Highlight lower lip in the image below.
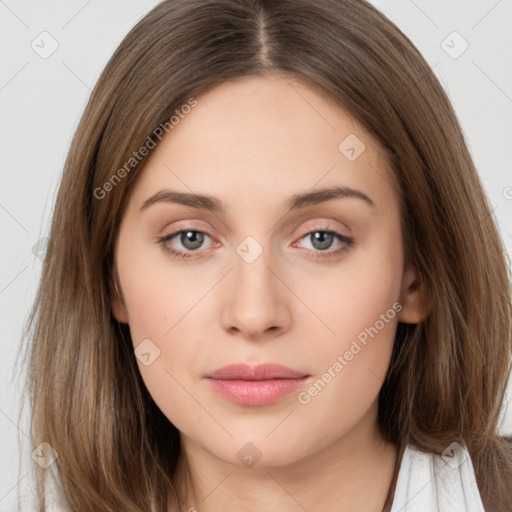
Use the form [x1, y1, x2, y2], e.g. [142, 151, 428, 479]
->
[206, 377, 310, 406]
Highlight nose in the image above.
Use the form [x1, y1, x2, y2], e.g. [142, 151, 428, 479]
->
[220, 243, 292, 341]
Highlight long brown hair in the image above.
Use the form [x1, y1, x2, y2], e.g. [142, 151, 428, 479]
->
[18, 0, 512, 510]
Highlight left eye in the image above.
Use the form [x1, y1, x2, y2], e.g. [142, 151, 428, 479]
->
[296, 230, 352, 252]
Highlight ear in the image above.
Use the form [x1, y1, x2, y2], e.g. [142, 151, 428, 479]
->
[110, 273, 129, 324]
[397, 263, 430, 324]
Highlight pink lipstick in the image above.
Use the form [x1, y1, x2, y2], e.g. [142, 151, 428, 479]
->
[205, 363, 310, 406]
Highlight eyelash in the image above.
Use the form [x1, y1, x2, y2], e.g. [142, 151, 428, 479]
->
[157, 225, 355, 260]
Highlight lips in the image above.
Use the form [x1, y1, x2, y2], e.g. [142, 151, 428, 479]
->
[205, 363, 311, 406]
[206, 363, 308, 380]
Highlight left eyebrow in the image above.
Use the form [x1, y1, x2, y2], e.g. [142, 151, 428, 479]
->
[138, 185, 375, 213]
[286, 186, 375, 210]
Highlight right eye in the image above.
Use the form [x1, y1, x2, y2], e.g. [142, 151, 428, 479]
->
[158, 229, 216, 258]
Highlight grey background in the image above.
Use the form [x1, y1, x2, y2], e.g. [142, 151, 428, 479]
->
[1, 0, 511, 509]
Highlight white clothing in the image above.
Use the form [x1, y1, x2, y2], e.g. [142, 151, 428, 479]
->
[391, 442, 485, 511]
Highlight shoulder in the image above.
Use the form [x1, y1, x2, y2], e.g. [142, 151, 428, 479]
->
[390, 441, 486, 512]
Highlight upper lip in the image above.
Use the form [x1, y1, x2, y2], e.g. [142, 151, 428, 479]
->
[205, 363, 308, 381]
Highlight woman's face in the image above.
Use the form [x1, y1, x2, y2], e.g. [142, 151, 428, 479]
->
[112, 75, 423, 467]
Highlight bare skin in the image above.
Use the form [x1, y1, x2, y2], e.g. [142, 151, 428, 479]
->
[112, 75, 426, 511]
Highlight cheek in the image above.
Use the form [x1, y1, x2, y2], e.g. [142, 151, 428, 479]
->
[117, 254, 206, 433]
[115, 239, 207, 402]
[303, 226, 403, 350]
[293, 289, 400, 454]
[117, 235, 196, 342]
[292, 227, 403, 411]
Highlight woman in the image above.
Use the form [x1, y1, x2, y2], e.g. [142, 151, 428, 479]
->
[21, 0, 512, 510]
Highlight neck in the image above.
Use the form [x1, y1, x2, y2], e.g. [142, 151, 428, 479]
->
[169, 405, 399, 512]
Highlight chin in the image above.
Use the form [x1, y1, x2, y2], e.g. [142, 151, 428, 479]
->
[200, 433, 318, 469]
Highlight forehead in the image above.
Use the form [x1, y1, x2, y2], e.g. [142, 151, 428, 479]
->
[126, 75, 398, 217]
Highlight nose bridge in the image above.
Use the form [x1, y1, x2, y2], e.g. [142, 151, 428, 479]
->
[235, 235, 273, 293]
[221, 234, 289, 337]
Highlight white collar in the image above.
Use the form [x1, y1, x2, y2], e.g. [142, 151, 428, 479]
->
[390, 441, 485, 511]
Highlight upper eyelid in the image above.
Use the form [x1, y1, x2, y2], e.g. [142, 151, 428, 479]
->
[162, 217, 351, 237]
[163, 223, 348, 237]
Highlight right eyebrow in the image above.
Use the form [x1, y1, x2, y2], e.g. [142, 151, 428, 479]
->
[139, 189, 222, 213]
